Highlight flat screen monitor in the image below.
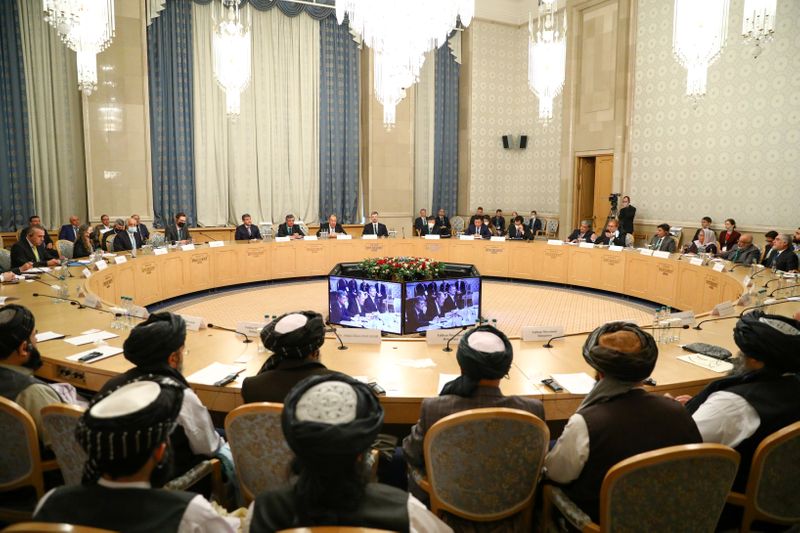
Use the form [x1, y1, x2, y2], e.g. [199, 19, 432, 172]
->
[403, 277, 482, 334]
[328, 276, 403, 335]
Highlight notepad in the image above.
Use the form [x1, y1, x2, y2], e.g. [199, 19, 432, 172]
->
[35, 331, 65, 342]
[64, 331, 118, 346]
[550, 373, 596, 394]
[186, 363, 246, 386]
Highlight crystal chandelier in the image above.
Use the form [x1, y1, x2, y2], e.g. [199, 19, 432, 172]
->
[742, 0, 776, 57]
[527, 0, 567, 125]
[42, 0, 116, 96]
[336, 0, 474, 128]
[672, 0, 730, 103]
[213, 0, 252, 118]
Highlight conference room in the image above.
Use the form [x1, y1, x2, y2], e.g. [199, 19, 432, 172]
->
[1, 0, 799, 531]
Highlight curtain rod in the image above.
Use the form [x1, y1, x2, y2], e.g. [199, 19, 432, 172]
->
[276, 0, 465, 30]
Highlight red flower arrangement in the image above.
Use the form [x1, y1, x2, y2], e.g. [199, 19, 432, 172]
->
[359, 256, 445, 281]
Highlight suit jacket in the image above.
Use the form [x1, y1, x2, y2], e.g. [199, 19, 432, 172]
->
[348, 299, 367, 317]
[405, 307, 430, 332]
[595, 230, 628, 247]
[567, 229, 595, 243]
[362, 222, 388, 237]
[508, 225, 533, 240]
[527, 218, 543, 234]
[466, 224, 491, 239]
[329, 301, 352, 323]
[426, 300, 446, 321]
[719, 244, 760, 265]
[72, 239, 94, 259]
[101, 229, 119, 251]
[402, 386, 545, 469]
[686, 241, 717, 255]
[491, 216, 506, 235]
[317, 223, 346, 237]
[241, 359, 333, 404]
[136, 223, 150, 241]
[276, 223, 303, 238]
[718, 230, 741, 252]
[436, 216, 451, 233]
[113, 230, 144, 252]
[418, 224, 438, 236]
[414, 217, 427, 235]
[364, 295, 380, 314]
[648, 235, 676, 252]
[765, 249, 799, 272]
[58, 225, 79, 242]
[165, 224, 191, 244]
[617, 205, 636, 234]
[18, 227, 57, 259]
[469, 214, 484, 226]
[234, 224, 262, 241]
[10, 240, 51, 268]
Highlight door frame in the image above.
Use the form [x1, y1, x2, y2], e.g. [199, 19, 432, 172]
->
[572, 151, 614, 231]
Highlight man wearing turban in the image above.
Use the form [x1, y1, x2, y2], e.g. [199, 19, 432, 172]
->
[99, 312, 227, 478]
[402, 326, 544, 498]
[245, 373, 450, 532]
[242, 311, 334, 404]
[34, 376, 238, 532]
[545, 322, 701, 521]
[682, 311, 800, 490]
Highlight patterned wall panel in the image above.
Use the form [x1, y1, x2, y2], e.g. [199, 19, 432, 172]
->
[629, 0, 799, 230]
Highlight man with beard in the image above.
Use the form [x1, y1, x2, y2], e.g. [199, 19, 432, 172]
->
[0, 304, 82, 448]
[34, 376, 238, 532]
[99, 312, 228, 478]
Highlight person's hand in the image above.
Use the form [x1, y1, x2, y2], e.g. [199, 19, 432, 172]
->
[1, 272, 14, 282]
[673, 394, 692, 405]
[20, 262, 33, 272]
[47, 258, 60, 267]
[46, 242, 54, 249]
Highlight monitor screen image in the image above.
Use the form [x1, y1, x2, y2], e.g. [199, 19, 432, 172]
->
[328, 276, 404, 335]
[403, 277, 481, 334]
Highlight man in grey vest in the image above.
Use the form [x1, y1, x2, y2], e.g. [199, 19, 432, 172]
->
[34, 376, 237, 532]
[545, 322, 701, 521]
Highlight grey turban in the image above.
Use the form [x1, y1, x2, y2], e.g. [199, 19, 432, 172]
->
[582, 322, 658, 381]
[260, 311, 326, 370]
[123, 312, 186, 368]
[734, 311, 800, 372]
[0, 304, 35, 358]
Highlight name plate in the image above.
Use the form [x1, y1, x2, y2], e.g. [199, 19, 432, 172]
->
[579, 242, 595, 249]
[82, 268, 92, 279]
[153, 247, 168, 256]
[423, 234, 440, 240]
[84, 293, 100, 309]
[113, 256, 127, 264]
[337, 234, 352, 240]
[95, 260, 108, 271]
[236, 321, 268, 337]
[490, 236, 506, 242]
[362, 234, 378, 240]
[521, 326, 564, 342]
[608, 245, 624, 252]
[547, 239, 563, 245]
[425, 328, 465, 346]
[274, 236, 290, 242]
[712, 301, 736, 317]
[208, 241, 225, 248]
[653, 250, 671, 259]
[712, 262, 726, 272]
[337, 328, 381, 345]
[129, 304, 149, 319]
[304, 235, 317, 240]
[180, 314, 206, 331]
[639, 248, 654, 256]
[671, 310, 695, 326]
[689, 257, 704, 266]
[459, 235, 475, 240]
[181, 243, 195, 251]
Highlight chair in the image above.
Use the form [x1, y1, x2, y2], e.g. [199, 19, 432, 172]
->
[164, 458, 224, 503]
[56, 241, 73, 260]
[0, 397, 57, 522]
[670, 226, 683, 248]
[148, 232, 166, 248]
[624, 233, 634, 247]
[1, 523, 117, 532]
[277, 529, 397, 533]
[451, 216, 465, 235]
[40, 405, 87, 486]
[416, 408, 549, 530]
[542, 443, 740, 533]
[103, 235, 115, 252]
[726, 420, 800, 532]
[0, 248, 11, 272]
[225, 403, 293, 505]
[543, 218, 559, 238]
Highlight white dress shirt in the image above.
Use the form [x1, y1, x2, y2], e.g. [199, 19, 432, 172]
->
[690, 391, 761, 447]
[179, 388, 226, 455]
[544, 413, 591, 483]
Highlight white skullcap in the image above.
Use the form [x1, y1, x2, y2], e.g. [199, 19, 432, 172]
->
[467, 330, 506, 353]
[295, 381, 357, 425]
[90, 381, 161, 419]
[275, 313, 309, 334]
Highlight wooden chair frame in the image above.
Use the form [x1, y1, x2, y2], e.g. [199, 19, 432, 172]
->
[419, 407, 549, 526]
[1, 523, 117, 533]
[726, 420, 800, 532]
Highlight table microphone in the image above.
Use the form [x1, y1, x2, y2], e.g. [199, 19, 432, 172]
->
[325, 320, 348, 350]
[693, 297, 796, 330]
[765, 276, 797, 288]
[32, 292, 85, 308]
[728, 263, 753, 272]
[543, 323, 690, 348]
[207, 323, 252, 343]
[770, 283, 800, 296]
[443, 325, 469, 352]
[196, 232, 218, 243]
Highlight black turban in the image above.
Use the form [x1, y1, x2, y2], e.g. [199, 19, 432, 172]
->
[734, 311, 800, 372]
[123, 312, 186, 368]
[282, 373, 383, 465]
[582, 322, 658, 381]
[77, 375, 184, 483]
[260, 311, 325, 370]
[440, 325, 513, 397]
[0, 304, 35, 359]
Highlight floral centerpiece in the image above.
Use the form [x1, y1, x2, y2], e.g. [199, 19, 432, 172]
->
[358, 256, 445, 282]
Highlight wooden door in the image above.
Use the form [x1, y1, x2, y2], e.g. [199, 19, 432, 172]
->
[574, 157, 595, 228]
[593, 155, 614, 230]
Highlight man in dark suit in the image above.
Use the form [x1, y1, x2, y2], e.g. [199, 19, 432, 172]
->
[277, 214, 304, 239]
[648, 224, 676, 252]
[132, 214, 150, 242]
[11, 226, 60, 268]
[594, 219, 628, 247]
[113, 218, 144, 252]
[102, 219, 125, 251]
[435, 208, 451, 236]
[427, 292, 447, 321]
[19, 215, 57, 259]
[443, 284, 460, 313]
[164, 212, 192, 245]
[362, 211, 389, 237]
[58, 215, 80, 242]
[466, 217, 491, 239]
[763, 233, 799, 271]
[329, 291, 352, 323]
[402, 326, 544, 498]
[508, 216, 533, 240]
[405, 297, 430, 332]
[316, 214, 347, 237]
[234, 213, 263, 241]
[419, 216, 439, 237]
[241, 311, 334, 404]
[760, 230, 778, 265]
[567, 220, 596, 243]
[527, 211, 543, 235]
[468, 207, 485, 226]
[348, 291, 368, 317]
[492, 209, 506, 235]
[414, 209, 428, 236]
[364, 285, 381, 313]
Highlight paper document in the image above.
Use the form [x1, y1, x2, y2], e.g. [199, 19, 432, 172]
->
[35, 331, 65, 342]
[551, 373, 596, 394]
[186, 363, 246, 386]
[395, 358, 437, 369]
[27, 267, 52, 273]
[677, 354, 734, 373]
[65, 330, 118, 346]
[438, 373, 460, 393]
[66, 345, 123, 364]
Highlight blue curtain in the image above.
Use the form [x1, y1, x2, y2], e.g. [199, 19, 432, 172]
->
[0, 0, 33, 232]
[319, 16, 360, 223]
[148, 0, 196, 228]
[432, 42, 459, 217]
[193, 0, 334, 19]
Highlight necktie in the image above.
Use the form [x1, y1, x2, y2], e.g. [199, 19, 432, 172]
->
[32, 245, 40, 262]
[732, 249, 740, 262]
[247, 226, 251, 237]
[73, 226, 77, 240]
[656, 238, 663, 249]
[374, 223, 378, 234]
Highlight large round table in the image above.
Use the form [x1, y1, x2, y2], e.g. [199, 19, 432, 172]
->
[6, 238, 796, 423]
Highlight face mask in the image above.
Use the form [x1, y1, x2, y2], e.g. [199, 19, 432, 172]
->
[428, 223, 435, 229]
[22, 343, 43, 371]
[127, 226, 137, 233]
[177, 222, 185, 228]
